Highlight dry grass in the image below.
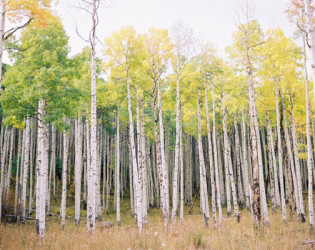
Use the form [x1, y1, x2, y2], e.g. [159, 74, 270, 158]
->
[0, 198, 313, 249]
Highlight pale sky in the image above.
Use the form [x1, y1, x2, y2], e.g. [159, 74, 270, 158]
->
[53, 0, 296, 58]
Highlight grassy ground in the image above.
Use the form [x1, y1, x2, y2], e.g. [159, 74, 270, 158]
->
[0, 195, 314, 249]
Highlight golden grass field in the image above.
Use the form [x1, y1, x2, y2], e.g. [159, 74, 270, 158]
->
[0, 196, 314, 249]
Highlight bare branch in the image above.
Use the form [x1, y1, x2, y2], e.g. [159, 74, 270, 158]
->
[5, 42, 38, 52]
[3, 18, 33, 41]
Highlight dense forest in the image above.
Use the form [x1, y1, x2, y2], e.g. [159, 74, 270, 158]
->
[1, 0, 315, 248]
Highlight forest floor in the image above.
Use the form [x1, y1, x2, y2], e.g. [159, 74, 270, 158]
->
[0, 195, 314, 249]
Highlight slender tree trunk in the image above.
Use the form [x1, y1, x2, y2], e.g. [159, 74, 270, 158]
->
[212, 82, 222, 226]
[289, 94, 305, 222]
[75, 116, 83, 225]
[222, 92, 232, 216]
[21, 117, 30, 221]
[179, 113, 184, 224]
[14, 129, 22, 216]
[128, 136, 134, 216]
[47, 124, 54, 215]
[305, 0, 315, 100]
[204, 80, 216, 226]
[158, 79, 169, 225]
[266, 114, 276, 213]
[36, 99, 47, 240]
[153, 85, 165, 216]
[136, 91, 144, 226]
[197, 90, 210, 227]
[171, 63, 181, 224]
[275, 81, 286, 222]
[255, 112, 269, 225]
[96, 124, 102, 220]
[106, 136, 110, 215]
[85, 106, 90, 213]
[140, 103, 148, 224]
[281, 97, 293, 219]
[282, 98, 300, 220]
[270, 127, 281, 209]
[302, 32, 314, 231]
[241, 111, 250, 210]
[116, 105, 121, 226]
[127, 69, 142, 232]
[234, 115, 245, 207]
[245, 35, 261, 225]
[87, 0, 98, 235]
[0, 127, 8, 222]
[102, 131, 106, 214]
[60, 119, 69, 230]
[4, 129, 15, 209]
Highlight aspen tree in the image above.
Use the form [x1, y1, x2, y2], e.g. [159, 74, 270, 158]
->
[221, 91, 232, 216]
[241, 111, 250, 210]
[275, 81, 287, 221]
[85, 0, 99, 235]
[60, 120, 69, 229]
[212, 81, 222, 226]
[302, 30, 314, 231]
[171, 22, 193, 224]
[197, 90, 210, 226]
[75, 116, 83, 225]
[4, 128, 15, 210]
[179, 112, 184, 224]
[305, 0, 315, 99]
[289, 94, 305, 222]
[116, 105, 121, 226]
[266, 115, 276, 212]
[21, 117, 30, 221]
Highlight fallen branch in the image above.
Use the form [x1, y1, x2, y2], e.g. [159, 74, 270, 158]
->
[299, 240, 315, 245]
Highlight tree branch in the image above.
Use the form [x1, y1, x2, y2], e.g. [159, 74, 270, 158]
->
[3, 18, 33, 41]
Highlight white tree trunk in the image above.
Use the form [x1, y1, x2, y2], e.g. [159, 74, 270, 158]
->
[254, 110, 269, 225]
[290, 95, 305, 221]
[4, 129, 15, 210]
[241, 110, 250, 211]
[245, 35, 261, 224]
[234, 116, 244, 206]
[275, 81, 287, 222]
[127, 70, 142, 232]
[222, 93, 232, 216]
[204, 80, 216, 226]
[48, 124, 56, 215]
[158, 79, 169, 225]
[212, 82, 222, 226]
[15, 129, 21, 216]
[85, 105, 91, 213]
[302, 32, 314, 231]
[21, 117, 30, 221]
[87, 0, 98, 235]
[270, 126, 281, 208]
[179, 114, 184, 224]
[116, 106, 121, 226]
[266, 115, 276, 212]
[282, 103, 300, 218]
[140, 104, 148, 224]
[136, 91, 144, 226]
[36, 99, 47, 240]
[75, 116, 83, 225]
[60, 119, 69, 229]
[197, 90, 210, 227]
[0, 127, 8, 222]
[171, 62, 181, 223]
[305, 0, 315, 100]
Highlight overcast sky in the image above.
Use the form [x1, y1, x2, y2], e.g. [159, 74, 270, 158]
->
[52, 0, 296, 58]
